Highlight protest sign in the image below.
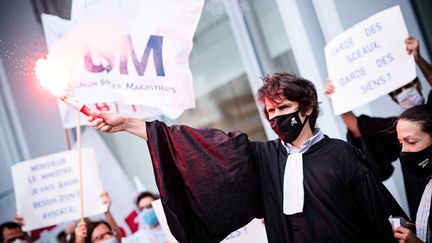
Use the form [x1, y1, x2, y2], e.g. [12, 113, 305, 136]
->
[11, 149, 105, 231]
[325, 5, 416, 115]
[152, 199, 268, 243]
[220, 219, 268, 243]
[29, 129, 140, 242]
[40, 0, 204, 126]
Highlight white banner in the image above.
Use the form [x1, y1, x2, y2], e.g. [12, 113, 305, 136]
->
[40, 11, 181, 129]
[325, 5, 416, 115]
[152, 199, 268, 243]
[11, 149, 106, 231]
[40, 0, 204, 126]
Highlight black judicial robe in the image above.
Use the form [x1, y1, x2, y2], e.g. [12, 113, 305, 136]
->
[347, 115, 429, 219]
[347, 91, 432, 218]
[146, 121, 407, 243]
[346, 116, 400, 181]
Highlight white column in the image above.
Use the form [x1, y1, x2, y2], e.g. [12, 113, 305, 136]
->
[0, 56, 30, 222]
[0, 56, 31, 161]
[274, 0, 344, 139]
[223, 0, 277, 139]
[311, 0, 373, 117]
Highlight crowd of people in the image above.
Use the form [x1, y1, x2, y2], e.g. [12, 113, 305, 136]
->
[2, 35, 432, 243]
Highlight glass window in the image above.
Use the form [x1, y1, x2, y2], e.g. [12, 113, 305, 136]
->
[248, 0, 300, 75]
[165, 1, 268, 140]
[165, 0, 299, 141]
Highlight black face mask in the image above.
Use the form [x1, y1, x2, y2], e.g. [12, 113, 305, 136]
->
[269, 110, 308, 143]
[399, 144, 432, 177]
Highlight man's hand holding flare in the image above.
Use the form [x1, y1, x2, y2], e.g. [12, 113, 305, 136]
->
[88, 111, 125, 133]
[88, 111, 148, 140]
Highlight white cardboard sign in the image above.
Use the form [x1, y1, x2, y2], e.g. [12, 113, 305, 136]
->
[151, 199, 268, 243]
[11, 149, 106, 231]
[325, 5, 416, 115]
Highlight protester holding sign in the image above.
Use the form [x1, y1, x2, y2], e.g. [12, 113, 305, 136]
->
[325, 36, 432, 218]
[89, 72, 407, 243]
[324, 6, 419, 116]
[74, 192, 122, 243]
[393, 105, 432, 243]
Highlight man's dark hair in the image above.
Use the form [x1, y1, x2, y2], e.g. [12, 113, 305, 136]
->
[135, 191, 159, 208]
[56, 231, 67, 242]
[0, 222, 22, 243]
[257, 72, 320, 129]
[398, 104, 432, 136]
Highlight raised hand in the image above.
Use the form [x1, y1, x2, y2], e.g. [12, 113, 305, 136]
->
[15, 214, 25, 227]
[75, 220, 87, 243]
[324, 80, 335, 99]
[405, 36, 420, 60]
[100, 191, 112, 212]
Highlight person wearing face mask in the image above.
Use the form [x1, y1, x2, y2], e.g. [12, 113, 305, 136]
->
[88, 72, 407, 243]
[0, 222, 31, 243]
[389, 79, 427, 110]
[74, 192, 122, 243]
[135, 191, 166, 243]
[325, 36, 432, 219]
[389, 78, 426, 109]
[393, 105, 432, 243]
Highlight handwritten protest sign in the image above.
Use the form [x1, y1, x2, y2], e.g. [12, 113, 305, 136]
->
[325, 5, 416, 115]
[26, 129, 141, 242]
[151, 199, 268, 243]
[40, 0, 204, 125]
[11, 149, 106, 231]
[220, 219, 268, 243]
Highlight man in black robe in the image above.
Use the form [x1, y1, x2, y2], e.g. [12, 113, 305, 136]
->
[90, 72, 407, 243]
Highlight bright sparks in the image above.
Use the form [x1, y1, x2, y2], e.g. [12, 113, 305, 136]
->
[35, 57, 72, 96]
